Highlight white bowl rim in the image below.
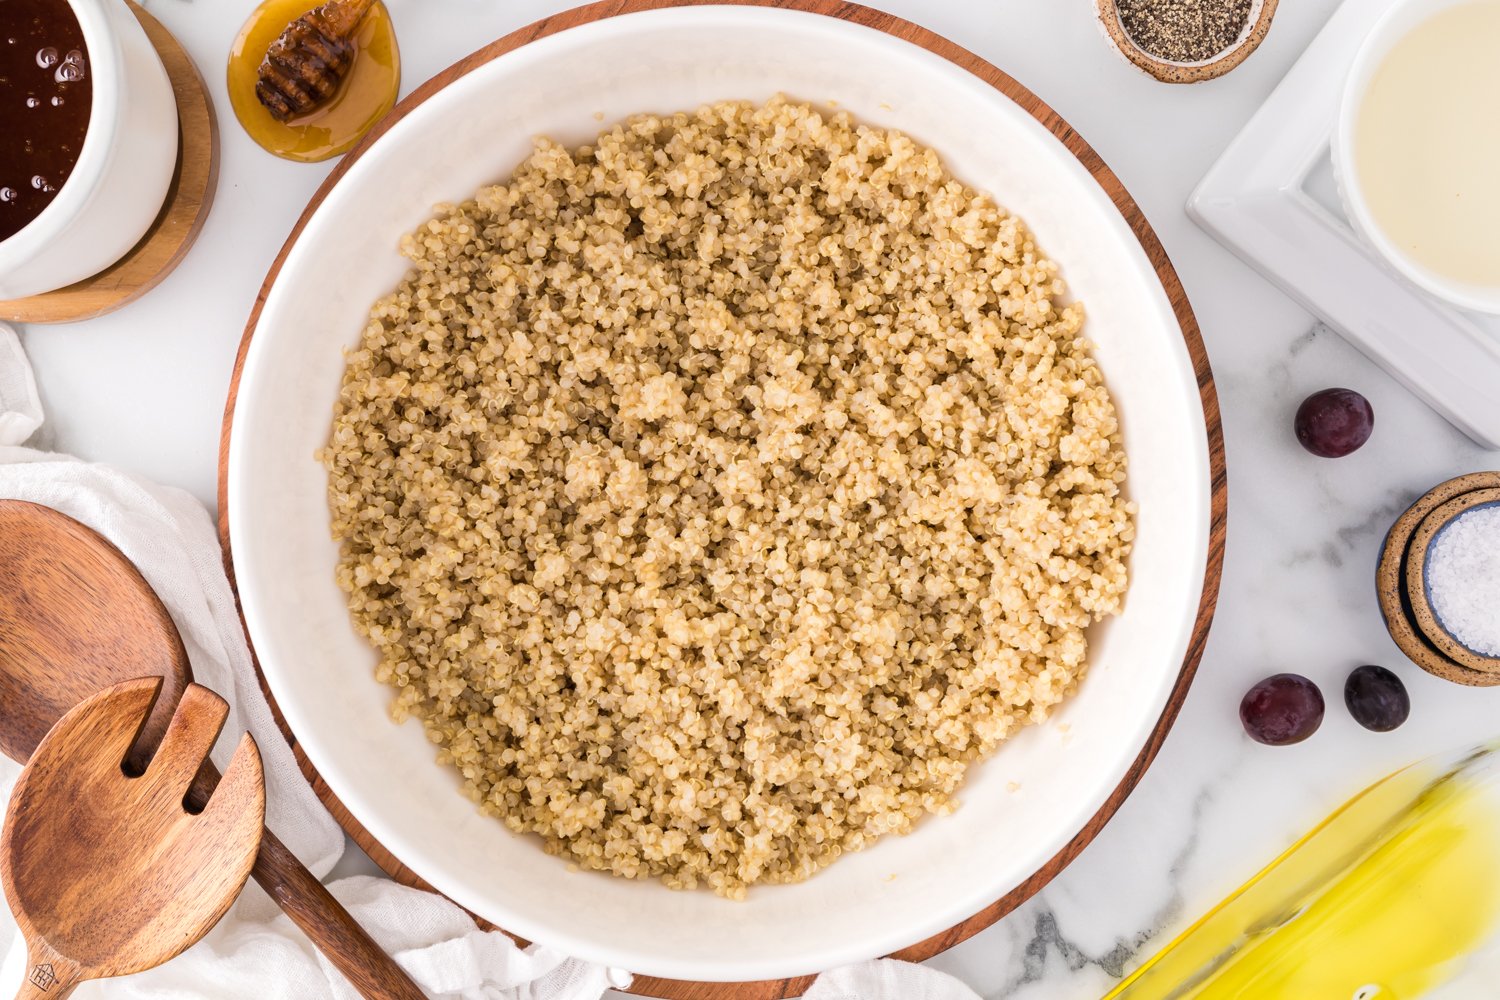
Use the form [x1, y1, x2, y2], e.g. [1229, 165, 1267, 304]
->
[223, 1, 1225, 983]
[0, 0, 123, 266]
[1335, 0, 1500, 316]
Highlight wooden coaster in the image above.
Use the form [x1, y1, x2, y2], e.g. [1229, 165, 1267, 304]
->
[0, 2, 218, 325]
[1376, 473, 1500, 687]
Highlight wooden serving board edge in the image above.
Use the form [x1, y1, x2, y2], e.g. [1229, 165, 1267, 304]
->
[216, 2, 1229, 997]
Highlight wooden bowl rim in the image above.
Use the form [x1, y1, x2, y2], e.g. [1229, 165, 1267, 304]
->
[1377, 473, 1500, 688]
[215, 2, 1228, 996]
[1094, 0, 1280, 84]
[1404, 488, 1500, 673]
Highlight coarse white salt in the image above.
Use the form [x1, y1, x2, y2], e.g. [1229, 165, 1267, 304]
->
[1426, 504, 1500, 657]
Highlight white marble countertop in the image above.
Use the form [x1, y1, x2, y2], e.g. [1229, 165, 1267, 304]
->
[17, 0, 1500, 996]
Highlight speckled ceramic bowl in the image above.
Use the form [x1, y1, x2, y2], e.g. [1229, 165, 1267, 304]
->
[1095, 0, 1279, 84]
[1405, 489, 1500, 675]
[1378, 472, 1500, 687]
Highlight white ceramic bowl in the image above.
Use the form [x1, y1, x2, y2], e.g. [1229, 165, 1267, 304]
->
[1335, 0, 1500, 315]
[227, 6, 1214, 982]
[0, 0, 177, 300]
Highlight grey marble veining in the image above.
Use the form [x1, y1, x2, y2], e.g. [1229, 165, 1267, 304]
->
[982, 787, 1214, 998]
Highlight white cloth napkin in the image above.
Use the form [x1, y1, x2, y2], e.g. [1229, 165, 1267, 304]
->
[805, 961, 982, 1000]
[0, 322, 979, 1000]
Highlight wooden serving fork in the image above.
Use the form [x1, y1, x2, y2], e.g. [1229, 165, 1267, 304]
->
[1, 678, 265, 999]
[0, 500, 429, 1000]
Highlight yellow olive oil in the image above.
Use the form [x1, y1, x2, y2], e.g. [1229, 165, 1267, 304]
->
[1106, 746, 1500, 999]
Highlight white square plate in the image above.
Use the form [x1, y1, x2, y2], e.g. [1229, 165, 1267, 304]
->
[1189, 0, 1500, 448]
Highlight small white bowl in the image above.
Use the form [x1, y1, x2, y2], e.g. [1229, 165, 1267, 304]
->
[227, 5, 1214, 982]
[0, 0, 178, 301]
[1335, 0, 1500, 315]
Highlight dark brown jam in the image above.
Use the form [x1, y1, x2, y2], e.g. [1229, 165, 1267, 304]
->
[0, 0, 92, 244]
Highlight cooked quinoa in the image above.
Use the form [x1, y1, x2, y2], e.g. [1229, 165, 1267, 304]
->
[325, 97, 1133, 898]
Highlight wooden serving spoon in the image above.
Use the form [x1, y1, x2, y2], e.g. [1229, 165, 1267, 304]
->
[0, 501, 428, 1000]
[2, 678, 265, 999]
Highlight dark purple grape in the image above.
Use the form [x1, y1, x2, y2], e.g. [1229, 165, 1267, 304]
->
[1240, 673, 1325, 746]
[1295, 388, 1374, 458]
[1344, 664, 1410, 732]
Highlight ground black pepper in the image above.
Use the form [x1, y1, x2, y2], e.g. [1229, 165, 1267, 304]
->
[1117, 0, 1255, 64]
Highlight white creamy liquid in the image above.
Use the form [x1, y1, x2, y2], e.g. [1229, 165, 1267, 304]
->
[1355, 0, 1500, 288]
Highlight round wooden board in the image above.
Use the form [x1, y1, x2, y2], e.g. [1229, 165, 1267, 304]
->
[0, 2, 219, 325]
[217, 2, 1228, 996]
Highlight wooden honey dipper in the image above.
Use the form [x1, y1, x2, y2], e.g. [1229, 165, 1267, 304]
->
[256, 0, 375, 122]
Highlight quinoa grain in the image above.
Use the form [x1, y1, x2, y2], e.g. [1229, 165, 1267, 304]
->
[325, 98, 1134, 897]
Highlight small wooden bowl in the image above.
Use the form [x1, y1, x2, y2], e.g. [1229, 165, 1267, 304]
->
[1095, 0, 1279, 84]
[1377, 472, 1500, 686]
[1404, 488, 1500, 675]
